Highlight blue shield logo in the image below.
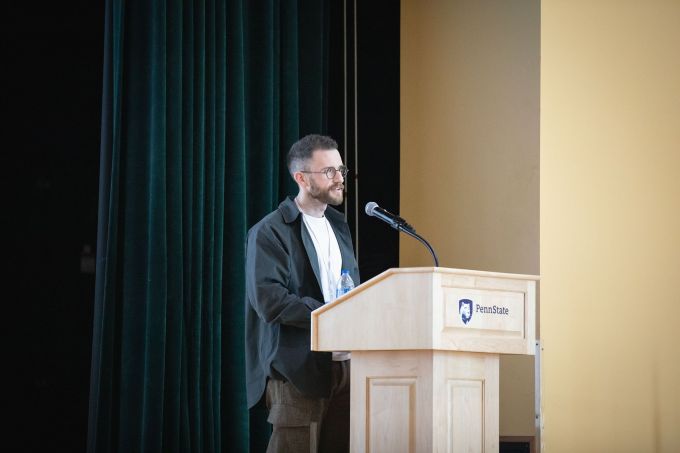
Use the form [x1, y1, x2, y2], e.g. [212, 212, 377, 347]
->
[459, 299, 473, 324]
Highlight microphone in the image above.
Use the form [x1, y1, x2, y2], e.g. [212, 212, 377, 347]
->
[364, 202, 414, 231]
[364, 201, 440, 267]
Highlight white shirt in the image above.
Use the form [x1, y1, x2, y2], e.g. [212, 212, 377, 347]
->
[300, 212, 342, 302]
[300, 210, 350, 362]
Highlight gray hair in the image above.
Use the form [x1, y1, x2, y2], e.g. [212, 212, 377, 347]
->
[286, 134, 339, 175]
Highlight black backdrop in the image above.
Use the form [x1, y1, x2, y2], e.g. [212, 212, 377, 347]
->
[5, 2, 104, 452]
[6, 1, 399, 451]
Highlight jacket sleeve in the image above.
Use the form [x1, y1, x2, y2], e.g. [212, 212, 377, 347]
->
[246, 223, 323, 330]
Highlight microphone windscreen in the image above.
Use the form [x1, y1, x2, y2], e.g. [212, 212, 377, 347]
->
[365, 201, 378, 216]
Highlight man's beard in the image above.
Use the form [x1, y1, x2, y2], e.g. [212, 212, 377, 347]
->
[309, 180, 344, 206]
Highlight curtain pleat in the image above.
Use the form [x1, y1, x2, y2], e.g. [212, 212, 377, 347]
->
[88, 1, 331, 452]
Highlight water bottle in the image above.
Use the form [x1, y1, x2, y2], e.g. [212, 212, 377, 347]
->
[335, 269, 355, 298]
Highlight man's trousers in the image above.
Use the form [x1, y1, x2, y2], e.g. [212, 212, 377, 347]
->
[265, 360, 350, 453]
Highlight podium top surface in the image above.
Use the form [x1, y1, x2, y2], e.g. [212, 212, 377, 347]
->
[313, 267, 539, 316]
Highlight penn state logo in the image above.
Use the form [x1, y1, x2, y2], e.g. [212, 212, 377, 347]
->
[459, 299, 473, 325]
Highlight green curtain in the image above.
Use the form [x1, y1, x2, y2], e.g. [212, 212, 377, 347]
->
[88, 1, 330, 452]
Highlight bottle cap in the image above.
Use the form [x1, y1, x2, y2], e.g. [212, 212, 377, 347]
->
[341, 269, 349, 274]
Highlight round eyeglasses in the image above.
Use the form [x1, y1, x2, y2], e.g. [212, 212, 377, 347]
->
[300, 165, 349, 179]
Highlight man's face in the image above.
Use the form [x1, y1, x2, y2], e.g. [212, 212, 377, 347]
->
[303, 149, 345, 206]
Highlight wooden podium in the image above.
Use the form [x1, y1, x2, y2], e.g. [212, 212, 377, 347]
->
[311, 267, 538, 453]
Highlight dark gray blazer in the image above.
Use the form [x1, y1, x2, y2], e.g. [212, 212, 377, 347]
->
[245, 196, 360, 408]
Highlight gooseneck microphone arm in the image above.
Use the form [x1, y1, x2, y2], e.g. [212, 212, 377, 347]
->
[365, 202, 440, 267]
[397, 225, 440, 267]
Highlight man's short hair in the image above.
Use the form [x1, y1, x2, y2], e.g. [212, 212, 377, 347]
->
[286, 134, 338, 175]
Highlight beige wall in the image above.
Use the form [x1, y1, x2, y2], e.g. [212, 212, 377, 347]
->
[401, 0, 540, 437]
[541, 1, 680, 452]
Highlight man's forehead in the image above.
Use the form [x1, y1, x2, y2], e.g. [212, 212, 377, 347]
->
[309, 148, 342, 165]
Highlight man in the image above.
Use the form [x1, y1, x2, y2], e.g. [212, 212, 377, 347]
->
[245, 134, 360, 452]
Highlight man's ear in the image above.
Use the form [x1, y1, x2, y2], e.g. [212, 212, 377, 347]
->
[293, 171, 307, 187]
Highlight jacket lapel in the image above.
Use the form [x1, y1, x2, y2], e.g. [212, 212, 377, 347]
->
[279, 197, 325, 295]
[300, 221, 324, 294]
[334, 223, 354, 274]
[327, 210, 359, 284]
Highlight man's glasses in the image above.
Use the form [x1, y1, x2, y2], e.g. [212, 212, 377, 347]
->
[300, 165, 349, 179]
